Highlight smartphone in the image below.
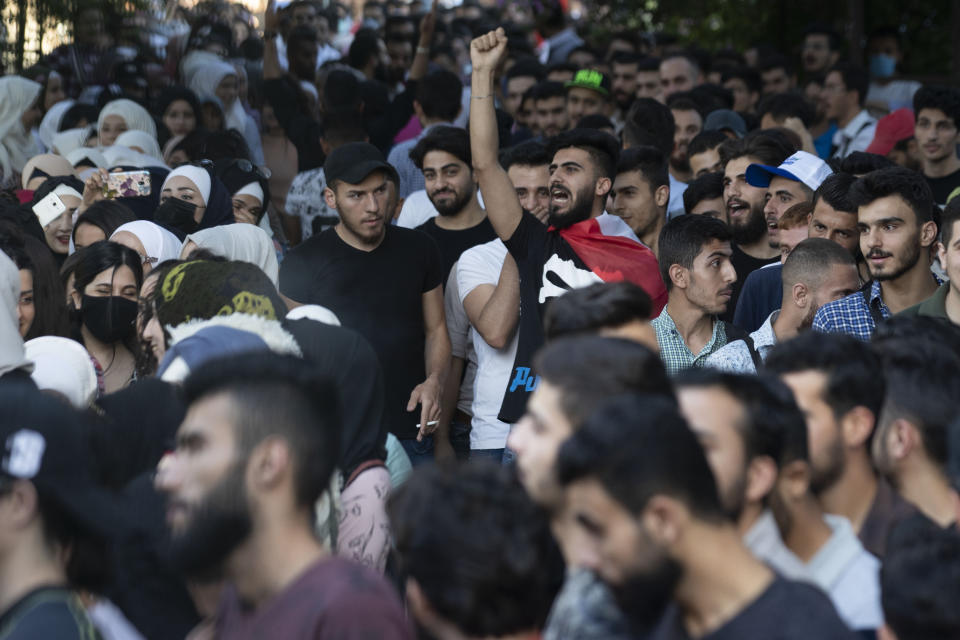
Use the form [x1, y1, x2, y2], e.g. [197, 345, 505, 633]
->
[32, 192, 67, 227]
[103, 170, 151, 199]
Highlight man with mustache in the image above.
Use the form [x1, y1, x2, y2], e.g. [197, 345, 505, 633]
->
[813, 167, 940, 340]
[469, 28, 666, 424]
[556, 394, 855, 639]
[652, 214, 737, 375]
[719, 132, 794, 321]
[912, 85, 960, 207]
[280, 143, 450, 465]
[411, 126, 496, 280]
[156, 354, 412, 638]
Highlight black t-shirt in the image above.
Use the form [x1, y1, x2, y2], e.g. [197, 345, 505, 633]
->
[415, 216, 497, 283]
[499, 213, 606, 423]
[279, 226, 443, 440]
[724, 244, 779, 323]
[0, 587, 101, 639]
[924, 168, 960, 207]
[650, 579, 856, 640]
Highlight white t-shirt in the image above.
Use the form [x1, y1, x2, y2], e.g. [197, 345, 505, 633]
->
[456, 239, 518, 450]
[395, 189, 486, 229]
[444, 264, 476, 416]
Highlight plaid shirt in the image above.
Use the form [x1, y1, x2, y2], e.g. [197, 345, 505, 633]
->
[813, 278, 941, 341]
[653, 305, 728, 375]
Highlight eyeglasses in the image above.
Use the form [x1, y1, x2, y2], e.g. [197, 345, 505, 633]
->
[141, 254, 159, 266]
[231, 158, 272, 180]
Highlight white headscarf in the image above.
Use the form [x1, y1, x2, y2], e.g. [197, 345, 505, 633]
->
[186, 223, 279, 286]
[115, 130, 163, 161]
[101, 145, 168, 171]
[0, 251, 33, 378]
[188, 61, 247, 135]
[24, 337, 97, 409]
[110, 221, 183, 264]
[38, 99, 75, 152]
[162, 165, 211, 205]
[52, 128, 90, 156]
[97, 99, 158, 143]
[0, 77, 43, 180]
[235, 181, 264, 204]
[66, 147, 108, 169]
[180, 49, 224, 88]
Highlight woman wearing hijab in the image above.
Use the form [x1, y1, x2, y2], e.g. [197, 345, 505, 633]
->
[68, 240, 143, 394]
[181, 223, 278, 285]
[110, 221, 183, 275]
[66, 147, 109, 181]
[0, 76, 43, 189]
[215, 158, 271, 225]
[52, 128, 91, 157]
[113, 131, 164, 165]
[19, 153, 76, 193]
[156, 86, 202, 142]
[24, 336, 98, 409]
[29, 176, 84, 261]
[73, 201, 137, 251]
[154, 164, 233, 237]
[37, 99, 76, 153]
[188, 60, 264, 165]
[0, 251, 37, 387]
[97, 99, 158, 148]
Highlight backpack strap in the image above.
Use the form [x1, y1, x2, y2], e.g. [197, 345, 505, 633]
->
[742, 334, 763, 371]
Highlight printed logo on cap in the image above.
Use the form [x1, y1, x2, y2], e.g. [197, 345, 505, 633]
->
[3, 430, 46, 479]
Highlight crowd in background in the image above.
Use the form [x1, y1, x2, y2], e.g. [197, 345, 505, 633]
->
[0, 1, 959, 639]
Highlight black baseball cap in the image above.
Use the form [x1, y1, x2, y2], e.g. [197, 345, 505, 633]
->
[324, 142, 399, 187]
[0, 387, 127, 539]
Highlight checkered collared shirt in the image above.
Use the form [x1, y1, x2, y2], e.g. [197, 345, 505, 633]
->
[652, 305, 728, 375]
[813, 277, 942, 341]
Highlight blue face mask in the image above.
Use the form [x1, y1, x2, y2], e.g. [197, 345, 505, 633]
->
[870, 54, 897, 79]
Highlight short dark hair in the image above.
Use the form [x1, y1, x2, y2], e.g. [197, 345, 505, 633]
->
[756, 91, 815, 128]
[781, 237, 857, 289]
[500, 140, 550, 170]
[872, 336, 960, 469]
[757, 53, 793, 77]
[849, 166, 935, 224]
[531, 80, 566, 102]
[71, 200, 136, 246]
[416, 69, 463, 122]
[575, 114, 615, 131]
[616, 145, 668, 190]
[804, 23, 842, 52]
[683, 172, 724, 213]
[913, 85, 960, 130]
[881, 516, 960, 640]
[941, 196, 960, 245]
[828, 63, 869, 107]
[813, 172, 857, 213]
[873, 315, 960, 363]
[838, 151, 895, 176]
[505, 57, 546, 84]
[637, 57, 661, 72]
[610, 51, 641, 67]
[347, 27, 381, 70]
[666, 94, 702, 116]
[533, 336, 674, 427]
[183, 354, 341, 508]
[623, 98, 675, 156]
[719, 129, 795, 169]
[388, 462, 564, 637]
[657, 214, 732, 291]
[547, 128, 620, 181]
[722, 66, 761, 94]
[544, 281, 653, 340]
[688, 130, 728, 159]
[409, 125, 471, 170]
[675, 370, 809, 467]
[765, 332, 885, 421]
[556, 394, 726, 521]
[544, 62, 578, 78]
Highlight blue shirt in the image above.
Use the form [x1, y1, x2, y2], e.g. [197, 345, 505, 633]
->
[812, 281, 888, 341]
[814, 122, 839, 159]
[388, 123, 450, 199]
[733, 263, 783, 333]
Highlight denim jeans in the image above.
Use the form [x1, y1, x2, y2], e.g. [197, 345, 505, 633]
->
[469, 448, 507, 464]
[398, 435, 434, 467]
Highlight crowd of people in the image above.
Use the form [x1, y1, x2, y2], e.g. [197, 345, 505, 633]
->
[1, 0, 960, 638]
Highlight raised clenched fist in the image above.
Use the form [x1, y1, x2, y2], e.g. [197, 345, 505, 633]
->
[470, 28, 508, 72]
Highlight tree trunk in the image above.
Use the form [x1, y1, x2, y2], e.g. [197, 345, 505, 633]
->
[15, 0, 27, 72]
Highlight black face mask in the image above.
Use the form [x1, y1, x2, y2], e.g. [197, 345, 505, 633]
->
[154, 197, 200, 234]
[81, 295, 138, 344]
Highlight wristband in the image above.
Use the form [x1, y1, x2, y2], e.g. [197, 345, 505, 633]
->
[416, 46, 429, 54]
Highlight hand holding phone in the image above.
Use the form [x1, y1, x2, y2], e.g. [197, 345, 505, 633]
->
[103, 170, 152, 199]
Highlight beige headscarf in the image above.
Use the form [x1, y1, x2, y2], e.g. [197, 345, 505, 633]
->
[20, 153, 77, 190]
[0, 251, 33, 378]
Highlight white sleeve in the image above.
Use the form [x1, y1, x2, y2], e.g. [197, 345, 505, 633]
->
[396, 190, 438, 229]
[457, 241, 506, 304]
[444, 264, 469, 359]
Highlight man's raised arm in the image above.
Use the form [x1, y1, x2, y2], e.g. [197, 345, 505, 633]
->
[469, 28, 524, 241]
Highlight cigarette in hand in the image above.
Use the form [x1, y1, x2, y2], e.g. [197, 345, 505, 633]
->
[417, 420, 439, 429]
